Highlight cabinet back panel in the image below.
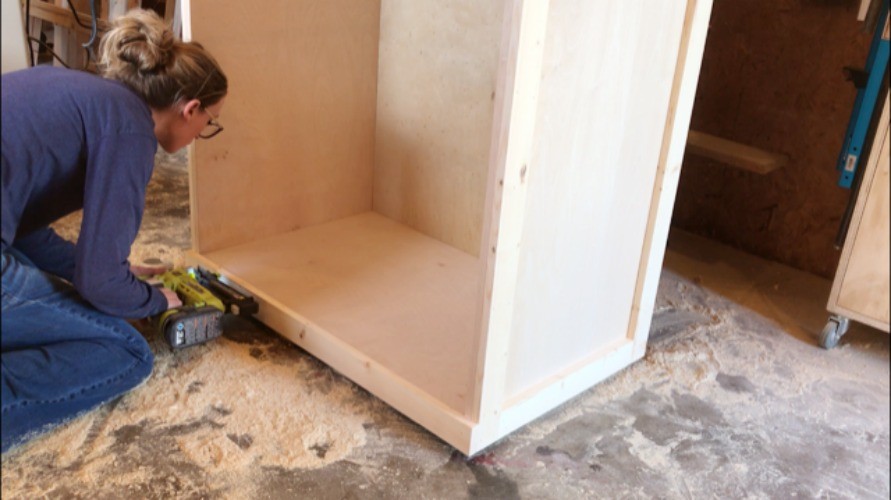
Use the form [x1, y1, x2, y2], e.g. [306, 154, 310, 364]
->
[373, 0, 504, 256]
[189, 0, 380, 253]
[505, 0, 688, 398]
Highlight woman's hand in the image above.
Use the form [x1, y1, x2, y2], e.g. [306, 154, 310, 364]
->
[130, 262, 180, 310]
[131, 263, 172, 277]
[160, 286, 183, 310]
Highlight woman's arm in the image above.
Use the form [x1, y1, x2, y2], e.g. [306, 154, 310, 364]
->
[11, 227, 76, 282]
[73, 133, 168, 319]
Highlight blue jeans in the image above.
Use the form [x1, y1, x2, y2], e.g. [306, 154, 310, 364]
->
[1, 247, 154, 454]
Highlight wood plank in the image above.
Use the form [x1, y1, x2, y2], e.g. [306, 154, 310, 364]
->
[858, 0, 872, 21]
[472, 0, 551, 429]
[479, 339, 634, 452]
[52, 0, 75, 68]
[106, 0, 129, 19]
[830, 93, 890, 332]
[199, 212, 482, 416]
[630, 0, 714, 358]
[187, 0, 380, 253]
[28, 1, 100, 34]
[373, 0, 502, 256]
[686, 130, 788, 174]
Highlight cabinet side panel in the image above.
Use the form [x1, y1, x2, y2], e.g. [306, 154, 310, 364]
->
[373, 0, 503, 256]
[504, 0, 688, 397]
[188, 0, 379, 253]
[833, 94, 890, 330]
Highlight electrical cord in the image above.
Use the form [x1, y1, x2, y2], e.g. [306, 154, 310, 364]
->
[65, 0, 100, 66]
[24, 0, 104, 70]
[65, 0, 93, 30]
[27, 36, 71, 69]
[25, 0, 35, 66]
[86, 0, 98, 47]
[68, 0, 101, 47]
[80, 0, 99, 67]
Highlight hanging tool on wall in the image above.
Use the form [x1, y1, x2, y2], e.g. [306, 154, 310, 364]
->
[835, 0, 889, 248]
[836, 0, 889, 188]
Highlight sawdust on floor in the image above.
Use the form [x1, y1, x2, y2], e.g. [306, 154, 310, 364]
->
[513, 270, 889, 470]
[2, 148, 373, 497]
[1, 334, 369, 498]
[3, 147, 888, 498]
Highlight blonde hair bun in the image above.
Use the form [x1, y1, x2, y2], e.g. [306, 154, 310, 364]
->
[96, 8, 227, 110]
[100, 9, 173, 75]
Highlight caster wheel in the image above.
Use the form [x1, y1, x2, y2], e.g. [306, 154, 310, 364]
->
[820, 315, 850, 349]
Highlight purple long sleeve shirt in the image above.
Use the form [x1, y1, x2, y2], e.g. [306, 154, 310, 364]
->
[1, 66, 167, 318]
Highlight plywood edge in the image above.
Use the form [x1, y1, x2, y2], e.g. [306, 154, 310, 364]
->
[182, 4, 199, 252]
[499, 338, 632, 410]
[472, 0, 551, 427]
[629, 0, 714, 359]
[186, 144, 201, 252]
[467, 339, 636, 455]
[825, 303, 890, 333]
[686, 130, 788, 175]
[185, 249, 478, 454]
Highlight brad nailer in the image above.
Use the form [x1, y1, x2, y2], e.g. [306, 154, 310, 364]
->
[146, 267, 259, 349]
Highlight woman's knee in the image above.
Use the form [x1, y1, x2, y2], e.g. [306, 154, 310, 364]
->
[118, 326, 154, 386]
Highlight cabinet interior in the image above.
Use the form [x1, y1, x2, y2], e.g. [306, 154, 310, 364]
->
[188, 0, 504, 418]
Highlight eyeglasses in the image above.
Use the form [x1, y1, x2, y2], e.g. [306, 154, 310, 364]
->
[198, 106, 224, 140]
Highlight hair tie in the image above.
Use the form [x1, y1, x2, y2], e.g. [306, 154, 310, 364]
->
[119, 34, 148, 47]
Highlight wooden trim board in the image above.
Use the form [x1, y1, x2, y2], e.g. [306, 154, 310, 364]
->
[859, 0, 871, 21]
[479, 338, 634, 451]
[27, 1, 104, 34]
[472, 0, 551, 431]
[630, 0, 715, 358]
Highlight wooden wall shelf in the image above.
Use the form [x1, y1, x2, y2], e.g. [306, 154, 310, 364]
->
[686, 130, 789, 175]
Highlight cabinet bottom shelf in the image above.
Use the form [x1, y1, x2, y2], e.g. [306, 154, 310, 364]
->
[189, 211, 481, 424]
[188, 211, 641, 454]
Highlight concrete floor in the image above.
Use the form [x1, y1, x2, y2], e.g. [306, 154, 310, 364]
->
[1, 150, 888, 499]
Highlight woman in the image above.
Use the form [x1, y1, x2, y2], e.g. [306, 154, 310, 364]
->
[1, 9, 227, 453]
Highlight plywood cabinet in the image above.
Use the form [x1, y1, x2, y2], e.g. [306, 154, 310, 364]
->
[183, 0, 713, 455]
[827, 93, 890, 337]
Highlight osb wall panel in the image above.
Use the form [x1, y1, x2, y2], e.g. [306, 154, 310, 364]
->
[672, 0, 874, 278]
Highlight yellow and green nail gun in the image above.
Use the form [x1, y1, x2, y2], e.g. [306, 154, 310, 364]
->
[150, 267, 259, 349]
